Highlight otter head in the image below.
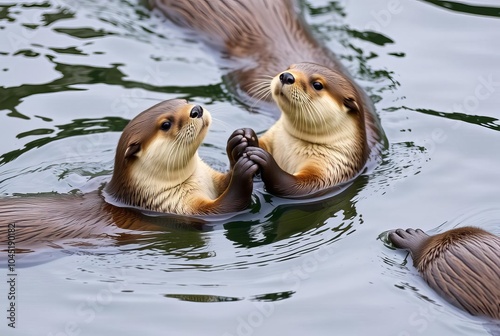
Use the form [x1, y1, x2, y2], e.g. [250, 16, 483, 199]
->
[106, 99, 211, 208]
[270, 62, 366, 145]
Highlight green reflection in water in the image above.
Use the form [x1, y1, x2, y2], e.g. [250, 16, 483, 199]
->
[0, 117, 129, 165]
[400, 106, 500, 131]
[303, 0, 346, 17]
[345, 29, 394, 46]
[49, 46, 87, 55]
[22, 23, 39, 30]
[164, 294, 242, 303]
[251, 291, 295, 302]
[421, 0, 500, 18]
[13, 49, 41, 58]
[54, 27, 117, 39]
[22, 2, 51, 8]
[0, 58, 230, 119]
[17, 128, 54, 138]
[0, 4, 15, 22]
[42, 8, 75, 26]
[224, 177, 368, 249]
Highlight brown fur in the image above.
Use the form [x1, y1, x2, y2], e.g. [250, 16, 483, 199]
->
[259, 63, 368, 188]
[151, 0, 381, 151]
[152, 0, 337, 81]
[0, 100, 258, 251]
[106, 99, 220, 214]
[104, 99, 256, 215]
[0, 192, 207, 253]
[389, 227, 500, 319]
[151, 0, 382, 197]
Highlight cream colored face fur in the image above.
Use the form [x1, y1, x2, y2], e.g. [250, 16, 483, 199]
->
[270, 67, 360, 145]
[130, 104, 212, 190]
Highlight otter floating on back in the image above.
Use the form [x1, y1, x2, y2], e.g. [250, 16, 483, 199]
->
[0, 99, 257, 251]
[150, 0, 384, 197]
[105, 99, 257, 215]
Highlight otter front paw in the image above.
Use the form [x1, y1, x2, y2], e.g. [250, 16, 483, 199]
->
[244, 146, 275, 172]
[227, 128, 259, 168]
[388, 228, 429, 251]
[225, 156, 259, 208]
[245, 146, 296, 195]
[241, 128, 259, 147]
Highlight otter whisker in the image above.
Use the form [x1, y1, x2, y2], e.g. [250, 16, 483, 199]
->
[247, 77, 272, 107]
[211, 116, 231, 129]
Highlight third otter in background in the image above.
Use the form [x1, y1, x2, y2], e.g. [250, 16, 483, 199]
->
[150, 0, 384, 197]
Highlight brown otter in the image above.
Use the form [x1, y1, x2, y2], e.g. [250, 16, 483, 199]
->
[150, 0, 383, 197]
[0, 99, 257, 251]
[244, 62, 369, 196]
[389, 227, 500, 319]
[105, 98, 257, 215]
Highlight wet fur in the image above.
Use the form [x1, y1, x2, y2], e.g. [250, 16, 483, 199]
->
[151, 0, 382, 197]
[258, 63, 368, 191]
[389, 227, 500, 319]
[106, 99, 236, 215]
[152, 0, 338, 90]
[0, 100, 257, 251]
[0, 192, 208, 252]
[151, 0, 381, 149]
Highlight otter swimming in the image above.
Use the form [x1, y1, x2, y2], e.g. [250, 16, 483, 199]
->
[150, 0, 383, 197]
[389, 227, 500, 319]
[105, 99, 257, 215]
[0, 99, 257, 251]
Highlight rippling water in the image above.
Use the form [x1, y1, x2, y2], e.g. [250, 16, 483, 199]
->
[0, 0, 499, 335]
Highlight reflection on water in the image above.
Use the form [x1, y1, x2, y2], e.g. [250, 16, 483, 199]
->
[397, 106, 500, 132]
[164, 294, 243, 303]
[0, 175, 366, 272]
[420, 0, 500, 18]
[0, 60, 229, 120]
[0, 116, 129, 164]
[0, 1, 499, 335]
[164, 290, 294, 303]
[0, 0, 422, 271]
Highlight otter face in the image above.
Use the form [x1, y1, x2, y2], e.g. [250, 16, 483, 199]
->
[113, 99, 211, 189]
[135, 103, 210, 170]
[270, 62, 363, 141]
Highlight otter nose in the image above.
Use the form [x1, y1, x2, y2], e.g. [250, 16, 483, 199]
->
[190, 105, 203, 119]
[279, 72, 295, 85]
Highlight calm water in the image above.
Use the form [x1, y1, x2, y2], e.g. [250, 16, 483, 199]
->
[1, 0, 499, 335]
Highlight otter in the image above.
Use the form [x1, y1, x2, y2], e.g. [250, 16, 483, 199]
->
[150, 0, 383, 197]
[389, 227, 500, 319]
[0, 99, 257, 251]
[244, 62, 369, 196]
[105, 98, 257, 215]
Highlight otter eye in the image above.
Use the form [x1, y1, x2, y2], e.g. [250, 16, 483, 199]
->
[160, 121, 171, 131]
[312, 82, 323, 91]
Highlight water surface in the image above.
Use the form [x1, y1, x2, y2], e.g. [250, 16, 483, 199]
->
[0, 0, 499, 335]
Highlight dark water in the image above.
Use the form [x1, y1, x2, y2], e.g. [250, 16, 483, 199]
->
[0, 0, 499, 335]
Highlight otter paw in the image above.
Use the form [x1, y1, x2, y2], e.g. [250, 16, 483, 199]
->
[388, 228, 428, 250]
[241, 128, 259, 147]
[245, 146, 298, 196]
[226, 157, 258, 204]
[233, 156, 259, 181]
[227, 129, 251, 168]
[245, 146, 274, 170]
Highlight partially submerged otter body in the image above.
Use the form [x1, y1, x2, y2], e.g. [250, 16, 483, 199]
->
[389, 227, 500, 319]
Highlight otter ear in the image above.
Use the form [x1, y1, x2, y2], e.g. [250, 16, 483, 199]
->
[343, 98, 359, 113]
[125, 142, 141, 159]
